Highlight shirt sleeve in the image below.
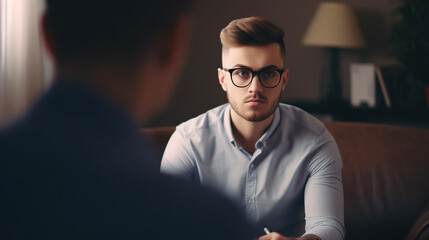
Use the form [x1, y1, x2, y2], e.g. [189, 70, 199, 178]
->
[160, 128, 197, 182]
[303, 128, 346, 240]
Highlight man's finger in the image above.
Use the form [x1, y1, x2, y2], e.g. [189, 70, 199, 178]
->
[258, 232, 289, 240]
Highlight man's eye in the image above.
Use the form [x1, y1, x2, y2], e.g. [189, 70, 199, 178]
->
[262, 71, 276, 78]
[237, 71, 249, 77]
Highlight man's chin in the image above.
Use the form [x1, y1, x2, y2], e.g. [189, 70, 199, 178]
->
[229, 100, 278, 123]
[243, 111, 272, 122]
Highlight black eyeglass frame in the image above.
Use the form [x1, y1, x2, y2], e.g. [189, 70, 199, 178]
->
[222, 68, 285, 88]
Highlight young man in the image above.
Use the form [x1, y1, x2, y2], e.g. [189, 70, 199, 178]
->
[0, 1, 252, 239]
[161, 17, 345, 240]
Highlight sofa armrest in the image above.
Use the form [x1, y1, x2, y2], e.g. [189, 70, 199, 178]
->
[140, 127, 176, 152]
[407, 202, 429, 240]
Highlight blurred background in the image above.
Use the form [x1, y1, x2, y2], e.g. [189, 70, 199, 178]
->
[151, 0, 429, 128]
[1, 0, 428, 128]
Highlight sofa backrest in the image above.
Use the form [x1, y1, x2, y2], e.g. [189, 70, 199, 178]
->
[142, 122, 429, 240]
[324, 122, 429, 240]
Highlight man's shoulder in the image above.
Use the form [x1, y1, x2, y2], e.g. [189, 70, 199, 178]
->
[0, 117, 38, 161]
[175, 103, 228, 138]
[278, 103, 326, 137]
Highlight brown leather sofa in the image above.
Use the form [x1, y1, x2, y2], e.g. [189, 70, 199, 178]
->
[141, 122, 429, 240]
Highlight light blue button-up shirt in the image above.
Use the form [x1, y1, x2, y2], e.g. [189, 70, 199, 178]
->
[161, 103, 345, 240]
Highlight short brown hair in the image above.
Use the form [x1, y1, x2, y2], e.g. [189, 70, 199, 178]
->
[46, 0, 194, 66]
[220, 17, 285, 58]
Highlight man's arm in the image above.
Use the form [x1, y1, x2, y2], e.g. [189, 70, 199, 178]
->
[303, 129, 345, 240]
[160, 129, 197, 181]
[258, 232, 321, 240]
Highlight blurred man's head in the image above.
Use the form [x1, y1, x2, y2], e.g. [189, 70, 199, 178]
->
[43, 0, 193, 123]
[217, 17, 289, 123]
[44, 0, 193, 67]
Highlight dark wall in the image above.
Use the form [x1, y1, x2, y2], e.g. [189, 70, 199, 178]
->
[148, 0, 398, 127]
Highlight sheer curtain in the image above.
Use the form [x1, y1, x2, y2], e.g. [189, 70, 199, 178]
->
[0, 0, 53, 127]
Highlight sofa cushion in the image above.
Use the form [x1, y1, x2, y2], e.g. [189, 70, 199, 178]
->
[324, 122, 429, 240]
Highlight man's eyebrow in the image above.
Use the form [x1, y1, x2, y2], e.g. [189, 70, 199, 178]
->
[232, 64, 283, 70]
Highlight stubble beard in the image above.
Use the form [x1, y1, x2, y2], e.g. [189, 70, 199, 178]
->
[227, 92, 281, 122]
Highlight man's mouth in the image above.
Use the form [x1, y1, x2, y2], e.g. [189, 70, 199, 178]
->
[245, 98, 266, 106]
[246, 99, 264, 103]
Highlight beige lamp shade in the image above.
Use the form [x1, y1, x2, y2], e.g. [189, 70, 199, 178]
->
[302, 2, 365, 48]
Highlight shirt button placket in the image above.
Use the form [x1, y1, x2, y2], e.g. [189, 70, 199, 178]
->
[245, 162, 257, 223]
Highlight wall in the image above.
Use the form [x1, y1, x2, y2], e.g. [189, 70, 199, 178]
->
[0, 0, 50, 127]
[148, 0, 399, 127]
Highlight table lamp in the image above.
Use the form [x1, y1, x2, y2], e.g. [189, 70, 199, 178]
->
[302, 2, 365, 104]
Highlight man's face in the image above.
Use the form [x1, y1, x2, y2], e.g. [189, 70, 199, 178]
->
[218, 43, 289, 122]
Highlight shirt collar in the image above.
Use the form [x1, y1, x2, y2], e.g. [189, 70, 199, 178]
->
[257, 106, 281, 147]
[223, 105, 237, 147]
[223, 104, 281, 148]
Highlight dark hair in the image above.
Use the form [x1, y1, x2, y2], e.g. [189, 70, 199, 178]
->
[220, 16, 285, 58]
[45, 0, 193, 66]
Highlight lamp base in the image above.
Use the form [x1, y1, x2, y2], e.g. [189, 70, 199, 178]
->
[319, 48, 342, 105]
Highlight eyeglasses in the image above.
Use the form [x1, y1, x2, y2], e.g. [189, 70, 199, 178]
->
[222, 68, 284, 88]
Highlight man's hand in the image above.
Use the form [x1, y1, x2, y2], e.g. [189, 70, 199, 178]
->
[258, 232, 291, 240]
[258, 233, 321, 240]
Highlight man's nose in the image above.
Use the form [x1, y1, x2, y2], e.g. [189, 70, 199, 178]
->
[248, 75, 264, 93]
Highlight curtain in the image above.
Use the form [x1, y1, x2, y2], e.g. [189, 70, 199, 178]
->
[0, 0, 53, 127]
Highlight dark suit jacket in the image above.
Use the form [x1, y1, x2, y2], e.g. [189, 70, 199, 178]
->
[0, 80, 251, 239]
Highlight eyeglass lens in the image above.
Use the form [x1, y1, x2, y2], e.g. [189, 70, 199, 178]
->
[231, 69, 281, 87]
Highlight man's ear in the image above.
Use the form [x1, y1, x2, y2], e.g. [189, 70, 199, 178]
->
[218, 68, 227, 92]
[134, 15, 193, 124]
[41, 13, 57, 61]
[156, 14, 192, 72]
[281, 69, 289, 91]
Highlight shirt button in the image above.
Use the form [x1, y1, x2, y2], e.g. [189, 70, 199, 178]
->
[250, 164, 254, 169]
[248, 199, 254, 205]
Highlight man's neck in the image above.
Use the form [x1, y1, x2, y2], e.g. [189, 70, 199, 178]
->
[56, 65, 148, 125]
[230, 109, 275, 155]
